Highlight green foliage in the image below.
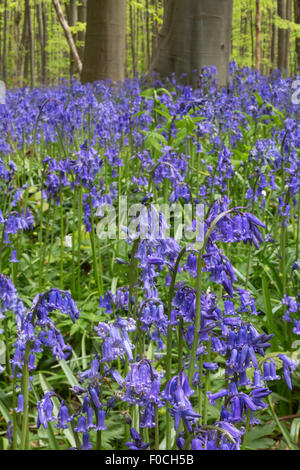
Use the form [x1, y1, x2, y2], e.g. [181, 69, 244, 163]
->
[1, 0, 300, 87]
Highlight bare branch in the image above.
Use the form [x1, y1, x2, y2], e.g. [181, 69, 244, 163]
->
[52, 0, 82, 75]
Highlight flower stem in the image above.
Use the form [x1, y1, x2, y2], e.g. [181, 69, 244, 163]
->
[12, 368, 18, 449]
[241, 409, 251, 450]
[59, 183, 64, 289]
[20, 343, 31, 450]
[165, 247, 186, 450]
[188, 254, 203, 386]
[154, 403, 159, 450]
[77, 187, 83, 299]
[202, 339, 211, 426]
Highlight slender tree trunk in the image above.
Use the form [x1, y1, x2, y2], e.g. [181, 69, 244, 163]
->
[130, 3, 136, 76]
[153, 0, 159, 50]
[81, 0, 127, 83]
[141, 6, 145, 71]
[68, 0, 78, 78]
[240, 6, 248, 59]
[23, 0, 30, 86]
[146, 0, 151, 69]
[295, 0, 300, 69]
[255, 0, 261, 72]
[78, 0, 87, 61]
[52, 0, 82, 75]
[36, 1, 44, 83]
[13, 1, 22, 86]
[270, 8, 277, 74]
[249, 2, 254, 68]
[2, 0, 7, 82]
[25, 0, 35, 88]
[152, 0, 233, 87]
[270, 9, 276, 72]
[42, 2, 48, 84]
[277, 0, 287, 70]
[284, 0, 291, 73]
[136, 3, 139, 74]
[0, 0, 2, 78]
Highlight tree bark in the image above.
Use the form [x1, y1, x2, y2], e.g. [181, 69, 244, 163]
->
[36, 1, 44, 84]
[42, 2, 48, 84]
[153, 0, 159, 50]
[52, 0, 82, 75]
[295, 0, 300, 69]
[13, 1, 22, 86]
[255, 0, 261, 72]
[78, 0, 87, 61]
[239, 6, 248, 59]
[270, 8, 276, 73]
[146, 0, 151, 69]
[2, 0, 7, 82]
[151, 0, 233, 87]
[68, 0, 78, 78]
[136, 3, 139, 73]
[0, 0, 2, 79]
[81, 0, 127, 83]
[24, 0, 35, 89]
[22, 0, 30, 86]
[130, 3, 136, 76]
[277, 0, 287, 70]
[284, 0, 291, 73]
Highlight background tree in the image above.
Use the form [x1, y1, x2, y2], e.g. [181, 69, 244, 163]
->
[0, 0, 300, 88]
[52, 0, 82, 75]
[81, 0, 127, 83]
[151, 0, 234, 86]
[77, 0, 87, 61]
[294, 0, 300, 67]
[256, 0, 262, 72]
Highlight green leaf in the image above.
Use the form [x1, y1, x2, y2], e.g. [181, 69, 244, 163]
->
[0, 396, 11, 423]
[81, 333, 87, 370]
[60, 359, 80, 389]
[268, 396, 299, 450]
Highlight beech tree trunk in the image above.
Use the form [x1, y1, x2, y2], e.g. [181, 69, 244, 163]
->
[295, 0, 300, 69]
[78, 0, 87, 61]
[239, 6, 248, 59]
[13, 1, 21, 86]
[277, 0, 287, 70]
[284, 0, 291, 73]
[130, 3, 136, 76]
[26, 0, 35, 88]
[2, 0, 7, 82]
[36, 1, 44, 84]
[81, 0, 127, 83]
[0, 0, 2, 79]
[22, 0, 29, 85]
[153, 0, 159, 50]
[255, 0, 261, 72]
[270, 9, 276, 73]
[146, 0, 151, 69]
[68, 0, 78, 78]
[151, 0, 233, 87]
[42, 2, 48, 84]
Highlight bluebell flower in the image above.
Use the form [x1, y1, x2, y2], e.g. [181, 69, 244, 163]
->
[15, 394, 24, 413]
[95, 409, 107, 431]
[125, 427, 150, 450]
[37, 392, 56, 429]
[56, 401, 72, 429]
[81, 432, 92, 450]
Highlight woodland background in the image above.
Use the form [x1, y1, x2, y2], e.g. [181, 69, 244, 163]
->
[0, 0, 300, 89]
